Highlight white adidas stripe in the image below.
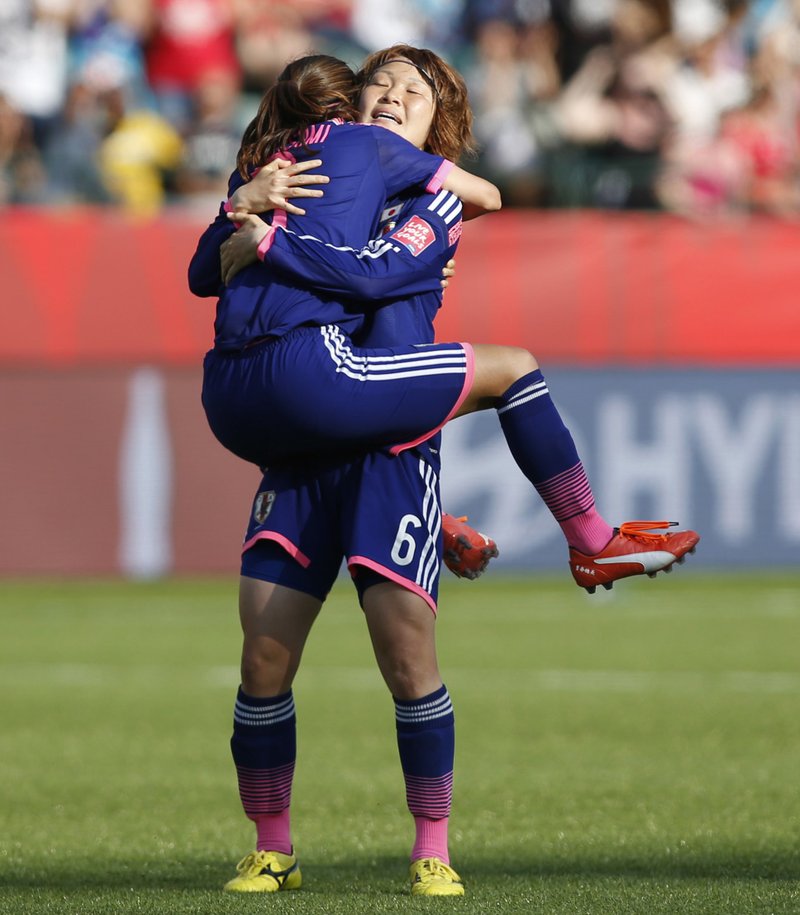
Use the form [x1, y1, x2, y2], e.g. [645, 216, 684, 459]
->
[321, 327, 467, 381]
[415, 458, 441, 592]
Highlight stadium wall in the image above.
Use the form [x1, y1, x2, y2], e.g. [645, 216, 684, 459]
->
[1, 210, 798, 575]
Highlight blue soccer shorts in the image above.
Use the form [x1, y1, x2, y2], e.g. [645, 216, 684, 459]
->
[203, 325, 473, 467]
[239, 440, 443, 614]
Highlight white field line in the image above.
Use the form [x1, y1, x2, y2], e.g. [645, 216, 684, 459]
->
[2, 664, 799, 694]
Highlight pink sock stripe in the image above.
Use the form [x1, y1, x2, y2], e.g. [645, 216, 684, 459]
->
[535, 463, 595, 522]
[389, 341, 475, 456]
[237, 763, 295, 815]
[405, 772, 453, 819]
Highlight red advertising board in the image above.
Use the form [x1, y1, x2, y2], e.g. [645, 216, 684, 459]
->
[2, 208, 798, 366]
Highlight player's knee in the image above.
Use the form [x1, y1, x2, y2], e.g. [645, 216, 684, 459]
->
[510, 346, 538, 378]
[240, 646, 284, 695]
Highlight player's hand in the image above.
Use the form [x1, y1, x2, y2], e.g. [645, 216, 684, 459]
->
[221, 213, 270, 284]
[229, 158, 329, 216]
[440, 258, 456, 290]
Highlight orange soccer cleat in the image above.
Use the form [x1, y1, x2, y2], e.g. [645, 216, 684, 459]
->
[569, 521, 699, 593]
[442, 513, 499, 580]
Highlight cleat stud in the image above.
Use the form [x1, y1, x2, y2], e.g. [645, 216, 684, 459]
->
[602, 582, 613, 591]
[648, 572, 657, 579]
[585, 585, 596, 595]
[664, 565, 673, 573]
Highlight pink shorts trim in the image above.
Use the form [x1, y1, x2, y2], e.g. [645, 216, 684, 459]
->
[347, 557, 437, 616]
[427, 160, 454, 194]
[242, 532, 311, 568]
[389, 341, 475, 456]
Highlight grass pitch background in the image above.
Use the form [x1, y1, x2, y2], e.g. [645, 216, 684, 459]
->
[1, 573, 798, 914]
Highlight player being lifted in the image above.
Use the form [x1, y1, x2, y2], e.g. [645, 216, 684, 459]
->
[196, 51, 700, 594]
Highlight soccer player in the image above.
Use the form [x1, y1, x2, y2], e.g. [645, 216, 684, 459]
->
[189, 46, 697, 898]
[190, 47, 499, 897]
[194, 49, 699, 592]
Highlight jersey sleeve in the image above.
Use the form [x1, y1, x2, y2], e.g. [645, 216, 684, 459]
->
[261, 190, 464, 302]
[187, 169, 245, 297]
[368, 126, 454, 198]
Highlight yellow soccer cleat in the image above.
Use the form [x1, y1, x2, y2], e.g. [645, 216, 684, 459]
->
[223, 850, 302, 893]
[409, 857, 465, 896]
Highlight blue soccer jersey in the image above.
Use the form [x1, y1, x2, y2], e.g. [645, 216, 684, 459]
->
[200, 192, 472, 466]
[189, 121, 452, 351]
[231, 190, 461, 608]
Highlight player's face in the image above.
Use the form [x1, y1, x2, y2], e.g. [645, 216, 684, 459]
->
[358, 59, 435, 150]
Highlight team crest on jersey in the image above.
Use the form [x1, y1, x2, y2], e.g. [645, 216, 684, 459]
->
[253, 490, 276, 524]
[390, 216, 435, 256]
[380, 203, 403, 223]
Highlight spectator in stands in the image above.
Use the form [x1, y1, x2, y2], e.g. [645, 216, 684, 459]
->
[173, 68, 241, 212]
[0, 0, 73, 152]
[552, 0, 675, 208]
[142, 0, 243, 134]
[462, 12, 562, 205]
[656, 0, 754, 218]
[0, 91, 47, 205]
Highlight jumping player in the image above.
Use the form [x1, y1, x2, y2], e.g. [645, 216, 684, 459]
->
[189, 46, 697, 899]
[195, 51, 700, 593]
[190, 47, 499, 898]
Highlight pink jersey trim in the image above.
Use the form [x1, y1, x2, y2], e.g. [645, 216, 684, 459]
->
[242, 531, 311, 568]
[426, 160, 455, 194]
[348, 557, 437, 616]
[256, 225, 277, 260]
[389, 341, 475, 456]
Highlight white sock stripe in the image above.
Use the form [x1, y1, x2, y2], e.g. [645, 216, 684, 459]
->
[497, 387, 550, 415]
[505, 381, 547, 402]
[395, 691, 453, 722]
[234, 696, 295, 725]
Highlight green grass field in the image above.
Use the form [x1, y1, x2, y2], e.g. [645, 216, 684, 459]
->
[1, 572, 799, 914]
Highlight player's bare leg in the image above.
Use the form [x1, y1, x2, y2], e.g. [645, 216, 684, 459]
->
[362, 582, 463, 897]
[453, 344, 699, 590]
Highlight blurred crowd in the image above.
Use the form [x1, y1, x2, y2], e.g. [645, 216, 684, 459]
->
[3, 0, 800, 218]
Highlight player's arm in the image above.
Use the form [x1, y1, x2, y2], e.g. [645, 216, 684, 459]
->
[226, 194, 460, 300]
[187, 160, 329, 297]
[371, 127, 501, 220]
[441, 166, 501, 219]
[187, 170, 245, 297]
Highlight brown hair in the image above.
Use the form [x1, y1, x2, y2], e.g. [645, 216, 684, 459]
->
[358, 44, 476, 161]
[237, 55, 359, 178]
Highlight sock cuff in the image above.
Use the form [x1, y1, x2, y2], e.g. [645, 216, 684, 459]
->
[234, 688, 295, 728]
[497, 370, 550, 415]
[395, 685, 453, 728]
